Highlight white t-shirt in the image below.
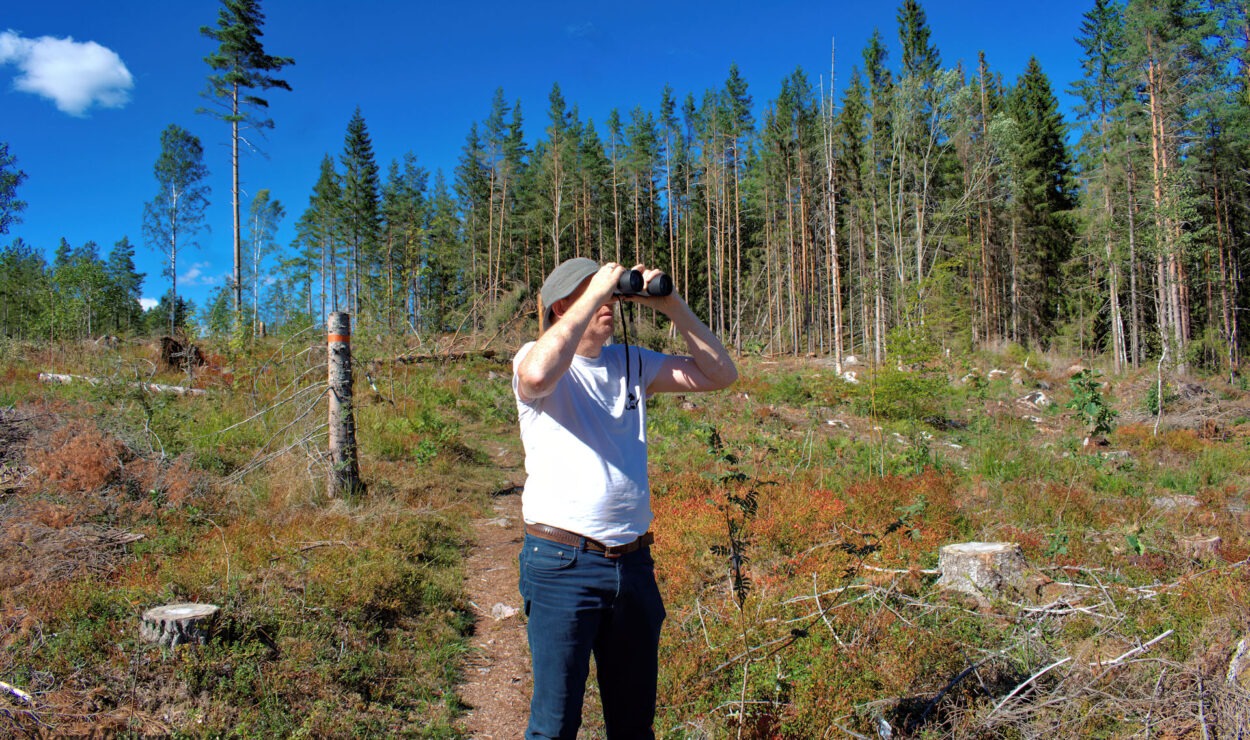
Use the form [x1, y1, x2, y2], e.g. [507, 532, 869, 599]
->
[513, 341, 667, 546]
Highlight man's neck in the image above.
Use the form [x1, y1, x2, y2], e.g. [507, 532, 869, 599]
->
[575, 335, 605, 359]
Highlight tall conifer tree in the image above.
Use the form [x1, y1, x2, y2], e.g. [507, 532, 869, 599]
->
[0, 143, 27, 236]
[201, 0, 293, 324]
[339, 108, 382, 320]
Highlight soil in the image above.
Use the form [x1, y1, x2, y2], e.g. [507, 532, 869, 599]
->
[457, 491, 531, 738]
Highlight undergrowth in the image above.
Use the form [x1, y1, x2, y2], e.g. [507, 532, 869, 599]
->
[2, 337, 1249, 737]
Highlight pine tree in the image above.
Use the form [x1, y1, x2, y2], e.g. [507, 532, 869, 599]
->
[1073, 0, 1133, 370]
[201, 0, 293, 323]
[1123, 0, 1212, 372]
[0, 143, 27, 236]
[542, 83, 573, 270]
[838, 68, 871, 355]
[142, 124, 211, 338]
[863, 30, 894, 361]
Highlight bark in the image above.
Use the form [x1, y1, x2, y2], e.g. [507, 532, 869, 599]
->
[140, 603, 220, 648]
[327, 312, 363, 497]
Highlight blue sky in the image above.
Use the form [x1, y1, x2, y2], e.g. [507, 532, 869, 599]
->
[2, 1, 1093, 311]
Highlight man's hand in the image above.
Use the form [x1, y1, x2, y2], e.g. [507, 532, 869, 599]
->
[622, 264, 738, 395]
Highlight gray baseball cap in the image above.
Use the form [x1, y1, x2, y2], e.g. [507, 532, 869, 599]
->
[540, 257, 599, 327]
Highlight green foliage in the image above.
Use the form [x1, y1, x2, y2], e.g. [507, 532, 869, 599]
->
[142, 124, 211, 337]
[851, 367, 947, 421]
[0, 141, 27, 235]
[1066, 368, 1117, 436]
[1144, 382, 1178, 416]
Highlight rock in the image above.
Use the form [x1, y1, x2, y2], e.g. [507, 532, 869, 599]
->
[1067, 364, 1087, 376]
[843, 355, 861, 367]
[936, 542, 1044, 601]
[1018, 391, 1051, 409]
[491, 603, 518, 620]
[140, 603, 220, 647]
[825, 419, 850, 429]
[840, 370, 859, 384]
[988, 369, 1007, 379]
[680, 399, 699, 411]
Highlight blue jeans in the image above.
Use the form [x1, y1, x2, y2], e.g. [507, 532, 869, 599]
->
[518, 532, 666, 739]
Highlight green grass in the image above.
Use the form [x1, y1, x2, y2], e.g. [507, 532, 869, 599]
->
[4, 340, 1250, 737]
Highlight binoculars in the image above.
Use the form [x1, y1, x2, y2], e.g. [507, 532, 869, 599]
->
[615, 270, 673, 297]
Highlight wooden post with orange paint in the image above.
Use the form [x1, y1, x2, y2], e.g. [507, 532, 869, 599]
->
[327, 312, 364, 497]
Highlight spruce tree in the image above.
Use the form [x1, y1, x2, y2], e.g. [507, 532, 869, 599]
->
[104, 236, 145, 335]
[425, 171, 464, 332]
[339, 108, 382, 321]
[1006, 58, 1075, 344]
[380, 152, 428, 331]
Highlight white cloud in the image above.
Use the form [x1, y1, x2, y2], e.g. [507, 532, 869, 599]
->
[0, 30, 133, 116]
[177, 262, 221, 287]
[139, 298, 158, 311]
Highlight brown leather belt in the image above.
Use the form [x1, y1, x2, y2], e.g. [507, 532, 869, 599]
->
[525, 522, 654, 558]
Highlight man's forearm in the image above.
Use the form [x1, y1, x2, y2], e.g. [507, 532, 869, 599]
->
[666, 298, 738, 388]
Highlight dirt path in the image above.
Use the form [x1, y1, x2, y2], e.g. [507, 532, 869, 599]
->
[458, 491, 531, 738]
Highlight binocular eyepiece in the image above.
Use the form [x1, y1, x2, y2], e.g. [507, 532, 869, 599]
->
[615, 270, 673, 297]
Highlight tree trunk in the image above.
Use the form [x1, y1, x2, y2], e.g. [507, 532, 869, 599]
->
[327, 312, 363, 497]
[140, 603, 220, 647]
[936, 542, 1042, 601]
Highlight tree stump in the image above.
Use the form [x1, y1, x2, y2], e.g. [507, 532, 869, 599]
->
[140, 603, 220, 647]
[936, 542, 1036, 600]
[1179, 534, 1221, 561]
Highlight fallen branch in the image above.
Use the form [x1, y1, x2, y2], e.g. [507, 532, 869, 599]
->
[1089, 629, 1174, 668]
[270, 540, 356, 562]
[39, 372, 206, 397]
[0, 680, 33, 705]
[862, 564, 940, 576]
[988, 656, 1072, 717]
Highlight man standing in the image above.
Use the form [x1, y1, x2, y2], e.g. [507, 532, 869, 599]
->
[512, 258, 737, 738]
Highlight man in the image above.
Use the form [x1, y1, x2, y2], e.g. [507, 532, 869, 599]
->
[512, 258, 737, 739]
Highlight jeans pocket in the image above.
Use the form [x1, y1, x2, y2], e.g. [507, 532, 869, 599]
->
[522, 536, 580, 574]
